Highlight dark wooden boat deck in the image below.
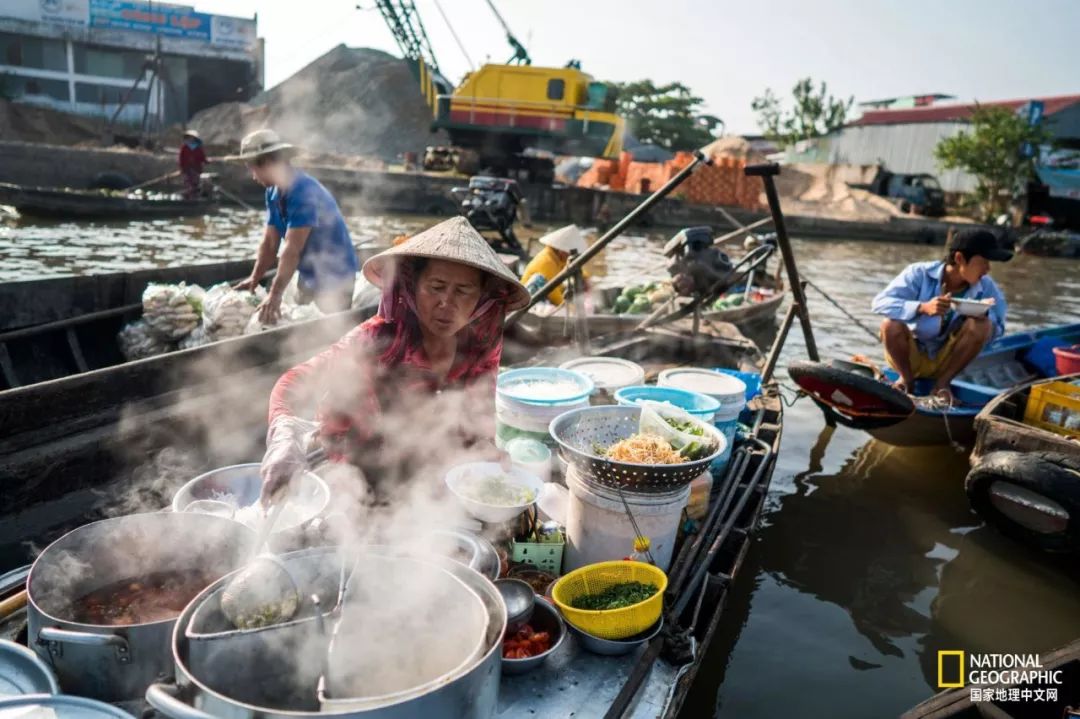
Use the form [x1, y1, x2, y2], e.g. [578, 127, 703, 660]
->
[0, 181, 214, 219]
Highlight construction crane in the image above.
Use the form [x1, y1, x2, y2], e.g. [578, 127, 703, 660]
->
[371, 0, 624, 183]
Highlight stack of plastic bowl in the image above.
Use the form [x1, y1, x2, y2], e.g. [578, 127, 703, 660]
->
[495, 368, 593, 450]
[559, 357, 645, 405]
[658, 368, 747, 472]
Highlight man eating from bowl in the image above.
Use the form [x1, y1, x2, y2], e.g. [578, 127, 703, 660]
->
[872, 228, 1011, 401]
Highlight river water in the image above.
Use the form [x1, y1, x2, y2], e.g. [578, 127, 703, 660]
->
[2, 208, 1079, 717]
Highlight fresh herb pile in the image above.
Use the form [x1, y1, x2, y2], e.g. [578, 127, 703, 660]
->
[570, 581, 659, 610]
[663, 416, 713, 460]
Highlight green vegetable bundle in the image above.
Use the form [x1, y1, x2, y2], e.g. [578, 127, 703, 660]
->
[570, 581, 659, 610]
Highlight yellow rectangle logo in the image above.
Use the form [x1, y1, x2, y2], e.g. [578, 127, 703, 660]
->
[938, 650, 965, 688]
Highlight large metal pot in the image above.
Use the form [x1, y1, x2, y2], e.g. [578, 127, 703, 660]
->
[146, 548, 506, 719]
[27, 512, 255, 703]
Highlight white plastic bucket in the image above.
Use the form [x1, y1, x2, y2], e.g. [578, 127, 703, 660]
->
[495, 393, 589, 449]
[711, 398, 745, 471]
[559, 357, 645, 405]
[564, 468, 691, 573]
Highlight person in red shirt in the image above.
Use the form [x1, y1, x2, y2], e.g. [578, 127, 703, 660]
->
[178, 130, 207, 199]
[259, 216, 530, 504]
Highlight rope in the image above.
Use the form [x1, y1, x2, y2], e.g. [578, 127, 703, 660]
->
[914, 394, 967, 453]
[804, 278, 880, 341]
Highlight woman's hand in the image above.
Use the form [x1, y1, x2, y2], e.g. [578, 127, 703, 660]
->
[259, 416, 315, 506]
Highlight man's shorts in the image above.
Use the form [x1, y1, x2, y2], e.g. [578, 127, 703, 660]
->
[883, 330, 960, 379]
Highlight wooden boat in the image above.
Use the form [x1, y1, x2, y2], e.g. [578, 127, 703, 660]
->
[964, 372, 1080, 553]
[0, 181, 214, 219]
[0, 322, 783, 719]
[1018, 228, 1080, 258]
[511, 289, 785, 350]
[902, 637, 1080, 718]
[865, 323, 1080, 446]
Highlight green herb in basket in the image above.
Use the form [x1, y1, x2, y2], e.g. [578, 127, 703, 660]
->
[570, 581, 659, 610]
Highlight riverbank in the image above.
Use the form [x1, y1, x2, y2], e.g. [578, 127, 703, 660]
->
[0, 140, 982, 246]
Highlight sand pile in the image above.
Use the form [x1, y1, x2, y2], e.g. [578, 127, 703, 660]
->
[772, 162, 904, 222]
[189, 45, 447, 161]
[701, 135, 765, 162]
[0, 98, 105, 146]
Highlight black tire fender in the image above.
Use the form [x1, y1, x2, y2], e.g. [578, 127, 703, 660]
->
[965, 451, 1080, 553]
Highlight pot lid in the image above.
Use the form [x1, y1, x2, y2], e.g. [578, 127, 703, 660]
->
[659, 368, 746, 403]
[0, 694, 134, 718]
[559, 357, 645, 391]
[0, 641, 59, 698]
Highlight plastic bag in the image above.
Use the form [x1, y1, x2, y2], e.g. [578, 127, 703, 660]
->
[202, 282, 264, 340]
[117, 319, 175, 360]
[141, 282, 201, 340]
[637, 400, 716, 460]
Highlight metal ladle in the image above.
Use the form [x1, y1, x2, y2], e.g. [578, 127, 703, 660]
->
[219, 499, 301, 629]
[495, 578, 535, 627]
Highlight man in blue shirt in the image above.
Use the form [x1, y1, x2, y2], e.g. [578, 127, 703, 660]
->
[872, 229, 1012, 400]
[232, 129, 359, 323]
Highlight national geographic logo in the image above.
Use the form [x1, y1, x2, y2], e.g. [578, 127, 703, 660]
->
[938, 650, 965, 688]
[937, 651, 1064, 703]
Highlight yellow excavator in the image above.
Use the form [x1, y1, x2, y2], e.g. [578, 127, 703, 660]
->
[374, 0, 624, 183]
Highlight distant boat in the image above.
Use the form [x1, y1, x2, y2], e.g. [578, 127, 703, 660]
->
[0, 181, 215, 220]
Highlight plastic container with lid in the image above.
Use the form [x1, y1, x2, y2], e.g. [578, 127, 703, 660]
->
[496, 368, 593, 449]
[505, 437, 552, 484]
[559, 357, 645, 405]
[658, 368, 746, 472]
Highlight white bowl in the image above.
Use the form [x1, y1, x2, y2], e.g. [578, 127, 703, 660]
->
[951, 297, 993, 317]
[445, 462, 543, 524]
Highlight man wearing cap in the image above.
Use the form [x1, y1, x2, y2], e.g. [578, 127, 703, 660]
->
[520, 225, 587, 306]
[872, 228, 1012, 400]
[232, 129, 359, 322]
[178, 129, 207, 199]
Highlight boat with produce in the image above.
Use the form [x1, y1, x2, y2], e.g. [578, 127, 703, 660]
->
[789, 322, 1080, 447]
[0, 182, 215, 219]
[964, 373, 1080, 553]
[0, 160, 807, 719]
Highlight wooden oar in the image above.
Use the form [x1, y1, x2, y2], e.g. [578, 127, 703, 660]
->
[127, 169, 181, 191]
[0, 589, 27, 620]
[213, 182, 259, 212]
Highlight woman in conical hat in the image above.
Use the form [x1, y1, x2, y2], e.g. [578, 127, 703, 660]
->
[260, 216, 529, 502]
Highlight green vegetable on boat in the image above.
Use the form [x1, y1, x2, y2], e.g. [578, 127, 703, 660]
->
[570, 581, 659, 610]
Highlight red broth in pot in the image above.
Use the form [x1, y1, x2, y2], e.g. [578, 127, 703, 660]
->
[70, 569, 217, 626]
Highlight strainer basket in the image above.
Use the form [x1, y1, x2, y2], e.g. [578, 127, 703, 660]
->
[551, 561, 666, 640]
[548, 405, 724, 492]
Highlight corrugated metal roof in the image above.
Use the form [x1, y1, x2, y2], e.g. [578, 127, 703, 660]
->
[853, 94, 1080, 126]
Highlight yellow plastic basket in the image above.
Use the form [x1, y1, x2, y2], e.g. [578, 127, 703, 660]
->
[551, 561, 667, 640]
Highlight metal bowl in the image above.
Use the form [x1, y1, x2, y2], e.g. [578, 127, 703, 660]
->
[548, 405, 725, 492]
[501, 598, 565, 675]
[567, 617, 664, 656]
[0, 639, 59, 697]
[172, 463, 329, 534]
[418, 529, 501, 582]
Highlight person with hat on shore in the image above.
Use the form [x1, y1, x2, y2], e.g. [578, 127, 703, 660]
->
[519, 224, 588, 306]
[178, 129, 207, 199]
[872, 228, 1012, 401]
[232, 129, 359, 323]
[257, 216, 530, 504]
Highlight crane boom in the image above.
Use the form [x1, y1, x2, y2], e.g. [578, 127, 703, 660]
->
[482, 0, 531, 65]
[373, 0, 442, 73]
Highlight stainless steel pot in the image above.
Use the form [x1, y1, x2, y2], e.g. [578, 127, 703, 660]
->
[27, 512, 255, 703]
[146, 548, 506, 719]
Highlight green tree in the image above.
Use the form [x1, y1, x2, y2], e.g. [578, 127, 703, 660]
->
[752, 78, 853, 146]
[934, 105, 1050, 220]
[611, 80, 722, 151]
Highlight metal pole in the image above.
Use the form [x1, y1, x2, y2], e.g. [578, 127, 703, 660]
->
[505, 151, 711, 327]
[745, 163, 821, 361]
[761, 300, 797, 384]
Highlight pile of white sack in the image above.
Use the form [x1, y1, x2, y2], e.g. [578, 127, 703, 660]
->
[141, 283, 203, 340]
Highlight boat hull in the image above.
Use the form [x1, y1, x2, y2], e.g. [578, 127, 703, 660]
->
[0, 182, 213, 219]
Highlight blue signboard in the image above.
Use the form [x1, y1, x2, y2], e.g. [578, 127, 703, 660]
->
[1017, 100, 1046, 158]
[88, 0, 211, 41]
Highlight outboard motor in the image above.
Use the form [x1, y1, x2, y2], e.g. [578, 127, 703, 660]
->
[452, 176, 526, 256]
[663, 226, 734, 298]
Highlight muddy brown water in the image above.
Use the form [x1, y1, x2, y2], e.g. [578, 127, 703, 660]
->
[2, 209, 1079, 717]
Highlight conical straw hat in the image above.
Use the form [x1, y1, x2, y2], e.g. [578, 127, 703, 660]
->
[363, 216, 531, 311]
[539, 225, 587, 254]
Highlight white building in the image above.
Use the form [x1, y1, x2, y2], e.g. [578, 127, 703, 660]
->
[810, 94, 1080, 193]
[1, 0, 262, 127]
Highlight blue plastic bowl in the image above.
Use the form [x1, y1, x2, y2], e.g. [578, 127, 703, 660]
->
[613, 385, 722, 418]
[497, 367, 594, 405]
